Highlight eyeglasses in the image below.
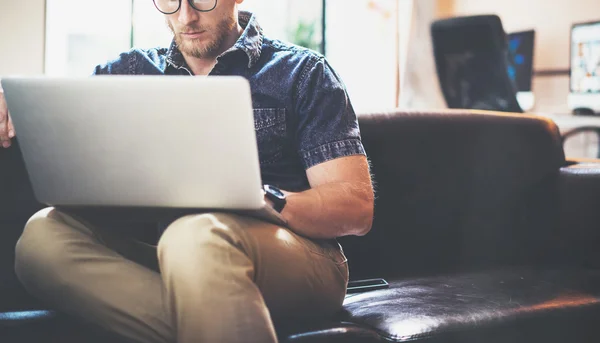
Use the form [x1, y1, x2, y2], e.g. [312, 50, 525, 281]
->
[153, 0, 218, 15]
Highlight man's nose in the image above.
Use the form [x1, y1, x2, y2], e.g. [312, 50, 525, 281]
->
[178, 0, 200, 26]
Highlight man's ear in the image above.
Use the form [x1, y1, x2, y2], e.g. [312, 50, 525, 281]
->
[235, 0, 244, 5]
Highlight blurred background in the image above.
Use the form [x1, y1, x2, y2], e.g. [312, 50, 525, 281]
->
[1, 0, 600, 157]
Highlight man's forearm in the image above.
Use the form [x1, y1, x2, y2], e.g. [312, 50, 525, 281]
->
[281, 182, 374, 239]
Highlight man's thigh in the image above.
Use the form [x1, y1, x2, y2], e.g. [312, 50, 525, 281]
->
[205, 214, 349, 321]
[15, 208, 172, 343]
[15, 207, 161, 291]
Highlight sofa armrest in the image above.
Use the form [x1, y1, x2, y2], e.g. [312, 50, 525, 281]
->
[557, 163, 600, 267]
[0, 139, 42, 219]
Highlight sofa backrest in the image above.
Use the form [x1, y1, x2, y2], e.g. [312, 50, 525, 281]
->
[339, 110, 566, 280]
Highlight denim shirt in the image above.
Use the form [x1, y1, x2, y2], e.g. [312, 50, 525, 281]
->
[94, 11, 365, 192]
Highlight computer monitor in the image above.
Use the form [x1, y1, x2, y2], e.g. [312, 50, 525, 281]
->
[507, 30, 536, 110]
[569, 20, 600, 113]
[507, 30, 535, 92]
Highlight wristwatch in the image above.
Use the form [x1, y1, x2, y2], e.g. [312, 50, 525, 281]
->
[263, 184, 287, 213]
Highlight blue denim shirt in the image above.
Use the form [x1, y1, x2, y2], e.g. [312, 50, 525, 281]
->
[94, 11, 365, 192]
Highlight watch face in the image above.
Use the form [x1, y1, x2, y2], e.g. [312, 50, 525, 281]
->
[265, 185, 285, 198]
[271, 187, 285, 198]
[264, 185, 286, 213]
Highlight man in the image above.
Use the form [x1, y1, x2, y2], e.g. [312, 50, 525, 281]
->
[0, 0, 374, 342]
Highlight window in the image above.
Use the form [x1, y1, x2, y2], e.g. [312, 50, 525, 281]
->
[45, 0, 324, 76]
[249, 0, 414, 112]
[45, 0, 412, 110]
[132, 0, 174, 50]
[326, 0, 411, 112]
[240, 0, 323, 53]
[244, 0, 413, 112]
[45, 0, 133, 76]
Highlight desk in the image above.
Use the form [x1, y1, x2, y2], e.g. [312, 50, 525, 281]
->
[533, 113, 600, 132]
[533, 113, 600, 158]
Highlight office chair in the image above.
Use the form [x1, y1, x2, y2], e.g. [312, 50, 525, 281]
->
[431, 15, 524, 113]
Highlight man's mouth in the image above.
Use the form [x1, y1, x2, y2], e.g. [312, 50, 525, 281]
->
[181, 31, 207, 39]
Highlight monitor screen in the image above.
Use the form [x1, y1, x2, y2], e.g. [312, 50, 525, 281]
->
[507, 30, 535, 93]
[571, 21, 600, 94]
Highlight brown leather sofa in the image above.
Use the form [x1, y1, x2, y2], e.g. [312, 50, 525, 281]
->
[3, 110, 600, 343]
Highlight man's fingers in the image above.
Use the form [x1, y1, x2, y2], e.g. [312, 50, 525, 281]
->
[0, 113, 9, 147]
[0, 91, 7, 126]
[0, 113, 7, 139]
[0, 91, 12, 147]
[0, 119, 10, 146]
[0, 119, 10, 147]
[8, 113, 14, 138]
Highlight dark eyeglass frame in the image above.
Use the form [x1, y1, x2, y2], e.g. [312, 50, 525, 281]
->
[153, 0, 218, 15]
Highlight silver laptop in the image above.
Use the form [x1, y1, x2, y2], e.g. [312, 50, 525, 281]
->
[2, 75, 285, 225]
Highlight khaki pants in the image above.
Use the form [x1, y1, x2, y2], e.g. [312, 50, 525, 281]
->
[14, 208, 348, 343]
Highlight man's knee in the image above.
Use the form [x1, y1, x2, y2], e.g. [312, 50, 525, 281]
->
[15, 207, 69, 291]
[158, 213, 248, 262]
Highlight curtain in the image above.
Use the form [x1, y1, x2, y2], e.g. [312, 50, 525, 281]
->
[399, 0, 447, 109]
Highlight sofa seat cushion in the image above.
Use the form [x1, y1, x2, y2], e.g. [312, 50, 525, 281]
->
[283, 268, 600, 343]
[4, 268, 600, 343]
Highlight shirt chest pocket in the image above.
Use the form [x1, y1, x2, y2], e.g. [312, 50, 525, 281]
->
[253, 108, 287, 165]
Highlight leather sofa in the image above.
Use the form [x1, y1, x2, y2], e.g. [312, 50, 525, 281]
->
[2, 109, 600, 343]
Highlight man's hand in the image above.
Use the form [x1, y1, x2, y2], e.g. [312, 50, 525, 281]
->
[0, 86, 16, 148]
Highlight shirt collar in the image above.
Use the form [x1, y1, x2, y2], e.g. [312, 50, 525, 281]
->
[166, 10, 264, 70]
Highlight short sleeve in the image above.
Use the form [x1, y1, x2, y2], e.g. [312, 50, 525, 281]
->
[295, 56, 365, 170]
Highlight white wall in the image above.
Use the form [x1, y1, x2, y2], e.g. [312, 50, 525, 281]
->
[438, 0, 600, 114]
[0, 0, 46, 76]
[241, 0, 320, 42]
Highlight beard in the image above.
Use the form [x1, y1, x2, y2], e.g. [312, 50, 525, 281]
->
[167, 15, 237, 59]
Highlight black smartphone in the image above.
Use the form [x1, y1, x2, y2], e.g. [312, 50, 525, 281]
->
[347, 278, 389, 293]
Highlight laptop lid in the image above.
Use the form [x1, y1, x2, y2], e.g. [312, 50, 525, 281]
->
[2, 75, 265, 210]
